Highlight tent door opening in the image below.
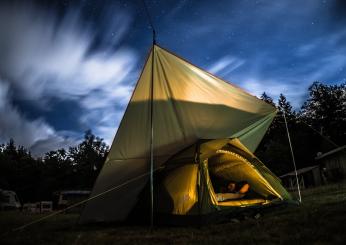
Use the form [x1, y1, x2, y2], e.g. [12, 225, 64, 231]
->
[201, 142, 285, 208]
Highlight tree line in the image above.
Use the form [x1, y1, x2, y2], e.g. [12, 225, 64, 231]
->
[256, 81, 346, 175]
[0, 130, 108, 203]
[0, 81, 345, 203]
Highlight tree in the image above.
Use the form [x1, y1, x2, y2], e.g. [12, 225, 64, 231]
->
[0, 139, 42, 202]
[278, 94, 295, 118]
[0, 131, 109, 203]
[260, 92, 275, 106]
[257, 83, 345, 176]
[300, 82, 346, 145]
[256, 93, 293, 174]
[257, 93, 315, 175]
[43, 130, 109, 191]
[69, 130, 108, 185]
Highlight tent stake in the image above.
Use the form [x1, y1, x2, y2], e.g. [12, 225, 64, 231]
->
[283, 112, 302, 203]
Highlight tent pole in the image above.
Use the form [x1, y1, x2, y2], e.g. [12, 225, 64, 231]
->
[149, 31, 156, 229]
[283, 112, 302, 203]
[142, 0, 157, 229]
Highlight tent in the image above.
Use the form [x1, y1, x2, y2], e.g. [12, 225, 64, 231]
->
[80, 45, 291, 224]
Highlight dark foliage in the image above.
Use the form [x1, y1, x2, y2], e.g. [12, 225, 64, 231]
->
[300, 82, 346, 145]
[256, 82, 345, 175]
[0, 131, 108, 203]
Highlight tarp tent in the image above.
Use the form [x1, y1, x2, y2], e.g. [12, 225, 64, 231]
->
[80, 45, 291, 224]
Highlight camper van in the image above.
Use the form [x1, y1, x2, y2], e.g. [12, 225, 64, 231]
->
[0, 189, 21, 210]
[22, 201, 53, 213]
[53, 190, 90, 212]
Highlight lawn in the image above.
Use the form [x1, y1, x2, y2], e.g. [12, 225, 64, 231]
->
[1, 182, 346, 244]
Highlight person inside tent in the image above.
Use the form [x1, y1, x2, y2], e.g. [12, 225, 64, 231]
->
[216, 181, 250, 202]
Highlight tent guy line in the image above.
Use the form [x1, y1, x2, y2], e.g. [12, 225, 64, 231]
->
[0, 166, 165, 237]
[271, 114, 341, 149]
[283, 111, 301, 203]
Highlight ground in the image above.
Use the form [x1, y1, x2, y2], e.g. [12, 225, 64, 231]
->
[1, 182, 346, 244]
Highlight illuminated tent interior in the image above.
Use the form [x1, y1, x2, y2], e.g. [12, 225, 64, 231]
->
[157, 138, 291, 217]
[80, 45, 291, 224]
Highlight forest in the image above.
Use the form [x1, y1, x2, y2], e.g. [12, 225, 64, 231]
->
[0, 81, 345, 203]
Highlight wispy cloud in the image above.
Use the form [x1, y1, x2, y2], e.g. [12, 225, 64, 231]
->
[0, 4, 137, 100]
[0, 2, 139, 154]
[238, 78, 310, 108]
[0, 79, 76, 155]
[208, 56, 245, 78]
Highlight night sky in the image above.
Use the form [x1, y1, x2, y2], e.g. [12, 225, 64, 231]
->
[0, 0, 345, 155]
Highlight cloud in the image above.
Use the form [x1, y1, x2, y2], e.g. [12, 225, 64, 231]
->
[0, 79, 77, 155]
[0, 2, 139, 154]
[0, 80, 10, 109]
[165, 0, 189, 19]
[238, 78, 309, 108]
[0, 4, 137, 100]
[208, 56, 245, 77]
[206, 53, 310, 109]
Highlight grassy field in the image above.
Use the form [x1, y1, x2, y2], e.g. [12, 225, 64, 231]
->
[1, 182, 346, 244]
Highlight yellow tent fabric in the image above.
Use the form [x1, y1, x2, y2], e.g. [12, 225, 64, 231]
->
[200, 159, 220, 213]
[158, 164, 198, 215]
[80, 45, 277, 223]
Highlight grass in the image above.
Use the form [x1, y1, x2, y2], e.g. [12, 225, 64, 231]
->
[1, 181, 346, 244]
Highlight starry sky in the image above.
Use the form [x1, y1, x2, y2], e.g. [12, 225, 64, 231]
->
[0, 0, 345, 155]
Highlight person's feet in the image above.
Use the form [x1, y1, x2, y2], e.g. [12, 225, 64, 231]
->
[239, 183, 250, 194]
